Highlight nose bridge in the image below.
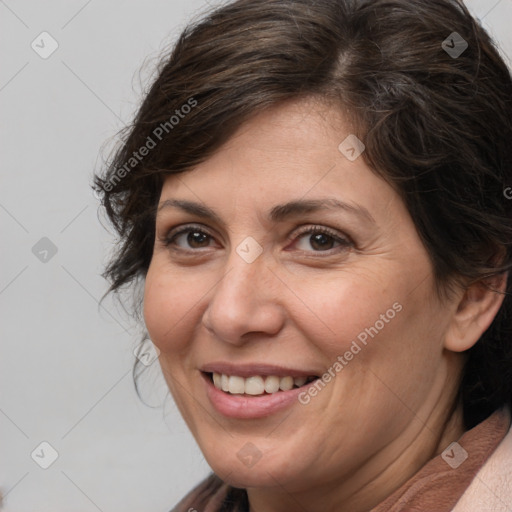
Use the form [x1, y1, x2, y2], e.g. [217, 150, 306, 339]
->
[216, 244, 270, 312]
[202, 243, 284, 343]
[224, 230, 275, 293]
[218, 250, 262, 302]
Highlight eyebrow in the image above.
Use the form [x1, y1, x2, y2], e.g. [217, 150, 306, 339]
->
[269, 198, 375, 224]
[157, 198, 375, 224]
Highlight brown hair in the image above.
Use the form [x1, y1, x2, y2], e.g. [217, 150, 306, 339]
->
[94, 0, 512, 508]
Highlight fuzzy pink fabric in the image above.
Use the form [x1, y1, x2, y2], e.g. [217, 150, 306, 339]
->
[371, 408, 511, 512]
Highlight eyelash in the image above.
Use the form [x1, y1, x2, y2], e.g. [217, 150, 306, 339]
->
[287, 225, 352, 253]
[161, 223, 352, 255]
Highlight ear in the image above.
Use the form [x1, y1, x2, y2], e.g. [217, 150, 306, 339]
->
[444, 272, 508, 352]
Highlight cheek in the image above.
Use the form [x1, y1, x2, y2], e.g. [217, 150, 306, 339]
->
[291, 270, 401, 356]
[143, 265, 200, 354]
[295, 267, 442, 379]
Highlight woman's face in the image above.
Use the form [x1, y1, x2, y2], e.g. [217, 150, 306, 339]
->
[144, 99, 462, 498]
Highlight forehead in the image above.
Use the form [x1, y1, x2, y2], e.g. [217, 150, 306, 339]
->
[157, 98, 398, 224]
[163, 100, 351, 180]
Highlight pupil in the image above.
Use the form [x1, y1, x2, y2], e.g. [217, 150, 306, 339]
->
[188, 232, 208, 247]
[311, 233, 333, 250]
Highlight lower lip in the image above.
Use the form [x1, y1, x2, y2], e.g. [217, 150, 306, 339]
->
[202, 373, 311, 419]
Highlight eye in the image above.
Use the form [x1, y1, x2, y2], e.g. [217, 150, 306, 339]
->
[163, 225, 216, 250]
[291, 226, 351, 253]
[161, 223, 351, 255]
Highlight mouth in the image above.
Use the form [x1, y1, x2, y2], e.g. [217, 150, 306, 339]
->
[200, 365, 322, 419]
[204, 371, 318, 396]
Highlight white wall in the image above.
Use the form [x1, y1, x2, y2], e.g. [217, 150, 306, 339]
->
[1, 1, 511, 510]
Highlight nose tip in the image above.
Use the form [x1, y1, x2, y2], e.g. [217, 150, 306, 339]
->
[201, 257, 286, 346]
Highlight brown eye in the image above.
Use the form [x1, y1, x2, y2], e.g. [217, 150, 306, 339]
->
[185, 231, 210, 248]
[308, 233, 336, 251]
[292, 226, 351, 253]
[165, 226, 215, 250]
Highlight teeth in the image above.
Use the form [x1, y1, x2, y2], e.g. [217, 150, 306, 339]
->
[228, 375, 245, 394]
[294, 376, 307, 387]
[245, 376, 265, 395]
[280, 376, 294, 391]
[264, 375, 280, 394]
[221, 374, 229, 392]
[211, 373, 314, 395]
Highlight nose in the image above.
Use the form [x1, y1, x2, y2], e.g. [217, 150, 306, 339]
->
[201, 252, 286, 346]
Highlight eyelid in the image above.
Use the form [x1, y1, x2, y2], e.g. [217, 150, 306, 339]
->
[164, 222, 213, 238]
[287, 224, 352, 246]
[161, 223, 217, 248]
[160, 222, 352, 253]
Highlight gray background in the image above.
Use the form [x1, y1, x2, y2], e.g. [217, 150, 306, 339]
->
[1, 1, 511, 510]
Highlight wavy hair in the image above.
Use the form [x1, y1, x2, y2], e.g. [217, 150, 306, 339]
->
[94, 0, 512, 508]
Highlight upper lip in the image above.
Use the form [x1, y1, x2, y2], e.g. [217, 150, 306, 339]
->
[200, 362, 319, 378]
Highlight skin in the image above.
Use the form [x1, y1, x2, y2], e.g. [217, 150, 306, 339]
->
[143, 98, 506, 512]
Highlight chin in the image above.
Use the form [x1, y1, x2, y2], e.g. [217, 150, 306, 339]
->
[205, 447, 305, 490]
[219, 466, 286, 489]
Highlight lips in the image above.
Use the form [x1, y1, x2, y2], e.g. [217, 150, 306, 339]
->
[200, 362, 321, 418]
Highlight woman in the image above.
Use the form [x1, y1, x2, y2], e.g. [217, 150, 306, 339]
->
[95, 0, 512, 510]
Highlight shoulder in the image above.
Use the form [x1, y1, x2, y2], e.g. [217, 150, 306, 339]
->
[453, 412, 512, 512]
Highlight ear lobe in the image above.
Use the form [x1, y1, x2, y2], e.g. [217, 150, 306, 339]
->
[444, 272, 508, 353]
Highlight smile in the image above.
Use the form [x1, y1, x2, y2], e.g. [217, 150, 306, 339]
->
[210, 372, 317, 395]
[200, 366, 321, 419]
